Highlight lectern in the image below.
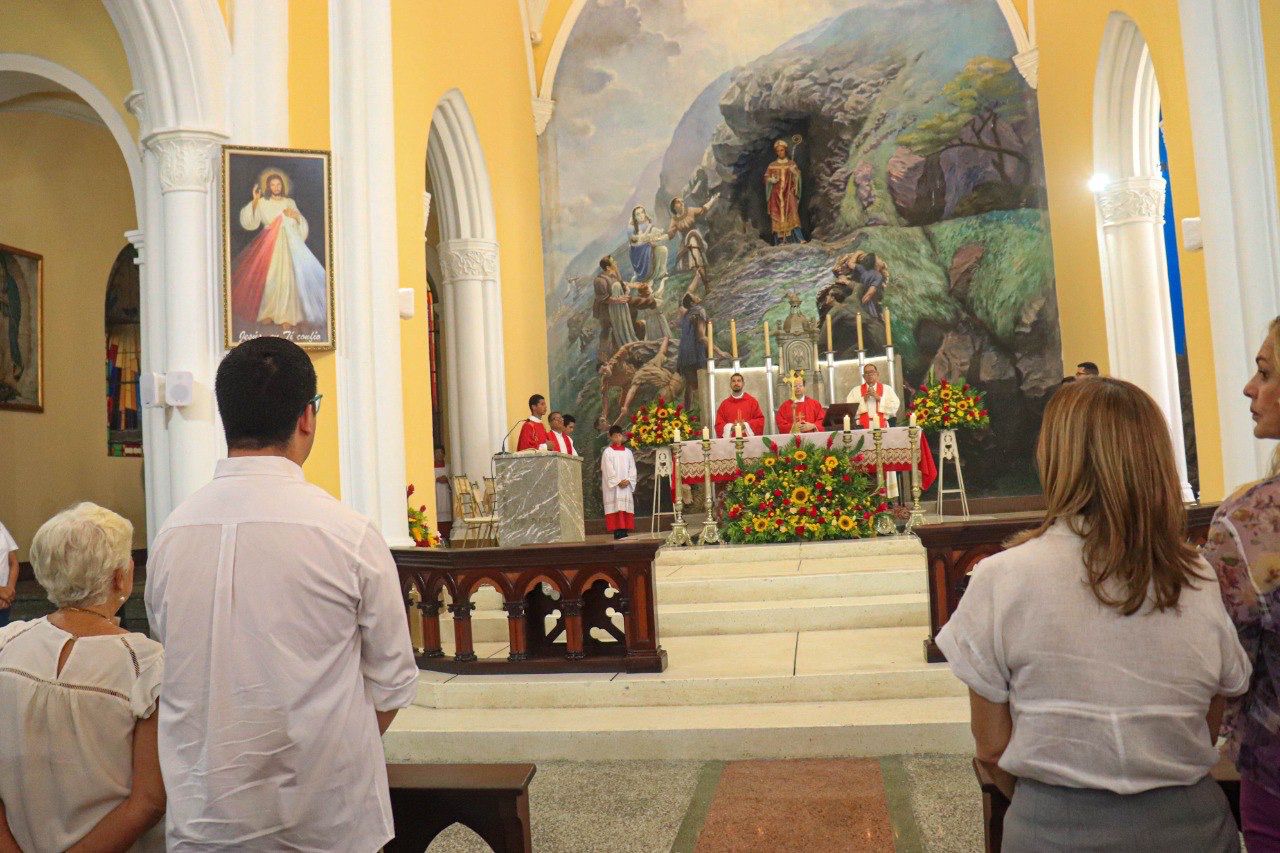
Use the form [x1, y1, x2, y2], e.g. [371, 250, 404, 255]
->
[492, 452, 585, 547]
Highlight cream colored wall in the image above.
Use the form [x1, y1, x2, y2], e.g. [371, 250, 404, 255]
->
[0, 112, 143, 554]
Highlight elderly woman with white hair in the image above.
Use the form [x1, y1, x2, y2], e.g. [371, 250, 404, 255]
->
[0, 503, 165, 851]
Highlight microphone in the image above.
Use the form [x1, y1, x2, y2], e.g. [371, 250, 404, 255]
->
[499, 419, 526, 454]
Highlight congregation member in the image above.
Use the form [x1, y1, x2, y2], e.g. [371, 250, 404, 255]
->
[516, 393, 551, 450]
[0, 503, 165, 851]
[433, 446, 453, 539]
[1202, 317, 1280, 848]
[0, 519, 16, 627]
[714, 372, 765, 438]
[564, 414, 578, 445]
[1075, 361, 1100, 377]
[547, 411, 578, 455]
[845, 362, 898, 428]
[601, 425, 637, 539]
[146, 337, 418, 851]
[938, 377, 1250, 852]
[776, 375, 825, 434]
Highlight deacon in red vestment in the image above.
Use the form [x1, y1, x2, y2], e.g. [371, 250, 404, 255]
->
[714, 373, 766, 438]
[776, 377, 826, 434]
[515, 393, 550, 451]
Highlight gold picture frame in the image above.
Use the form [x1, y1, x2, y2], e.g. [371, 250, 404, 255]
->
[0, 243, 44, 412]
[221, 145, 335, 350]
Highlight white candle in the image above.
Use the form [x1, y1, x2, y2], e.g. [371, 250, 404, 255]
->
[763, 321, 771, 357]
[843, 414, 851, 432]
[883, 307, 893, 347]
[909, 412, 917, 427]
[702, 427, 710, 440]
[735, 422, 743, 439]
[856, 311, 864, 351]
[674, 427, 681, 442]
[706, 320, 714, 359]
[730, 319, 739, 359]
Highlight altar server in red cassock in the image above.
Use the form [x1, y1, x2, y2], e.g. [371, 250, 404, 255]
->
[601, 426, 637, 539]
[776, 375, 825, 434]
[715, 373, 766, 438]
[846, 363, 899, 428]
[516, 393, 550, 451]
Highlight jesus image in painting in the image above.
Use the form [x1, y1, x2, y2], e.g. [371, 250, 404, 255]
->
[222, 147, 334, 349]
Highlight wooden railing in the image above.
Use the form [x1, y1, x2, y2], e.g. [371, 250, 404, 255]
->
[917, 504, 1220, 663]
[391, 540, 667, 675]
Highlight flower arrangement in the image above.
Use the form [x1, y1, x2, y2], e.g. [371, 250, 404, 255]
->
[908, 378, 990, 431]
[719, 436, 893, 543]
[627, 397, 699, 449]
[406, 484, 443, 548]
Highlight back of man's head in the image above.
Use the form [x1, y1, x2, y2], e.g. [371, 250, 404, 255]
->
[216, 337, 317, 450]
[1077, 361, 1100, 376]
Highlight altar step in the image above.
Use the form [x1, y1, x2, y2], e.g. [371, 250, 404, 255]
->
[384, 695, 972, 762]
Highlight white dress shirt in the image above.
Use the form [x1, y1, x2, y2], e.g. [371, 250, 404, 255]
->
[0, 522, 16, 588]
[937, 519, 1251, 794]
[145, 456, 418, 851]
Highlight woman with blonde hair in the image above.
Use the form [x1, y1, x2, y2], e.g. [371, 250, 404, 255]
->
[0, 503, 165, 851]
[938, 378, 1249, 851]
[1203, 317, 1280, 848]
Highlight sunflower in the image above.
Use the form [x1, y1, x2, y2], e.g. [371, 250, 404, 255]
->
[763, 457, 777, 467]
[743, 473, 757, 485]
[790, 486, 811, 504]
[823, 455, 839, 471]
[793, 450, 808, 462]
[753, 517, 769, 532]
[838, 515, 856, 532]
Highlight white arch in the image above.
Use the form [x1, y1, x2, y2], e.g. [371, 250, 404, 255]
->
[1091, 12, 1194, 499]
[426, 90, 508, 492]
[0, 54, 143, 216]
[538, 0, 1032, 100]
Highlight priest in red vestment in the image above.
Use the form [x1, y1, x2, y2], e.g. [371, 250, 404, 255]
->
[515, 393, 550, 451]
[715, 373, 766, 438]
[845, 363, 900, 429]
[776, 376, 825, 434]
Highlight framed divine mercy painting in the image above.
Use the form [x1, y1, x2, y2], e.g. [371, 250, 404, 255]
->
[221, 146, 335, 350]
[0, 243, 43, 412]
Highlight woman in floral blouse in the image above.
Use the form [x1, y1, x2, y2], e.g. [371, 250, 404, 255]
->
[1204, 317, 1280, 849]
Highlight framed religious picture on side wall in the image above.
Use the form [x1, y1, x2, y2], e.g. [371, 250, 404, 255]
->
[221, 145, 335, 350]
[0, 243, 43, 412]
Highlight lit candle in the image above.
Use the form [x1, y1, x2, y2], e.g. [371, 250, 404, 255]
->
[825, 313, 833, 352]
[883, 308, 892, 347]
[702, 427, 710, 441]
[843, 414, 851, 432]
[706, 320, 714, 359]
[763, 321, 771, 357]
[730, 319, 739, 359]
[909, 412, 917, 428]
[674, 427, 681, 442]
[735, 422, 743, 439]
[856, 312, 864, 351]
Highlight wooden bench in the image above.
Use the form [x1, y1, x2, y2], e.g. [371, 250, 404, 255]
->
[385, 762, 536, 853]
[974, 757, 1242, 852]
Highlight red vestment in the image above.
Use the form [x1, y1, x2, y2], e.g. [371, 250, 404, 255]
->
[516, 418, 549, 451]
[776, 397, 826, 434]
[715, 393, 766, 438]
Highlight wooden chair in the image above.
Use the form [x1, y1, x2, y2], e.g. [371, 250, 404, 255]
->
[385, 762, 535, 853]
[452, 475, 497, 548]
[482, 476, 497, 515]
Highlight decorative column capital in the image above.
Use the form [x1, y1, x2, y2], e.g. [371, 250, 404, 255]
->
[423, 191, 433, 235]
[1097, 176, 1166, 227]
[124, 90, 149, 136]
[533, 96, 555, 135]
[439, 238, 500, 282]
[124, 229, 145, 266]
[1013, 47, 1039, 89]
[146, 132, 222, 194]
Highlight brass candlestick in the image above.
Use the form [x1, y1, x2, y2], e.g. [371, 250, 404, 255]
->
[665, 435, 694, 547]
[873, 427, 886, 494]
[906, 424, 926, 533]
[696, 434, 721, 545]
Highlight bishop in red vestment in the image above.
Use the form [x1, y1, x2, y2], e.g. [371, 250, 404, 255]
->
[516, 394, 551, 450]
[776, 377, 825, 434]
[715, 373, 766, 438]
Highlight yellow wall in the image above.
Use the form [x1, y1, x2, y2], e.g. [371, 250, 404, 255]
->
[0, 112, 142, 554]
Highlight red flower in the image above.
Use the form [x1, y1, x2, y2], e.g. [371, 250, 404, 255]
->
[941, 379, 949, 387]
[877, 503, 889, 512]
[795, 525, 806, 535]
[774, 489, 784, 497]
[842, 474, 851, 483]
[419, 505, 427, 513]
[919, 384, 927, 392]
[793, 435, 802, 447]
[676, 404, 683, 413]
[776, 519, 785, 527]
[658, 397, 665, 405]
[962, 384, 970, 391]
[809, 507, 818, 517]
[406, 484, 415, 498]
[795, 465, 806, 473]
[864, 512, 873, 520]
[626, 431, 635, 439]
[782, 498, 791, 506]
[759, 502, 770, 511]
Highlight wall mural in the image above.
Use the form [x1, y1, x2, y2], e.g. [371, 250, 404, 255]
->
[541, 0, 1061, 515]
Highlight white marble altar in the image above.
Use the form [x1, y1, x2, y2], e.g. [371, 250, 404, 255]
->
[493, 452, 585, 547]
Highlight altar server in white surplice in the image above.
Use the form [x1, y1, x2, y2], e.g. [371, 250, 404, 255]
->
[601, 425, 637, 539]
[846, 363, 899, 428]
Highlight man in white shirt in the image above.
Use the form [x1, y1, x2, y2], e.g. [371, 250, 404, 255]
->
[0, 521, 17, 626]
[547, 411, 578, 455]
[846, 362, 899, 428]
[145, 336, 418, 851]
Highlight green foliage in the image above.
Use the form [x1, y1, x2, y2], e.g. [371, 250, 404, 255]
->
[898, 57, 1028, 158]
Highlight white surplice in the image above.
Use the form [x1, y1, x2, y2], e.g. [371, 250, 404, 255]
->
[145, 456, 418, 852]
[845, 381, 900, 428]
[600, 445, 637, 515]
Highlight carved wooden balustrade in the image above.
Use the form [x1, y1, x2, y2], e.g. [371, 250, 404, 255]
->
[917, 504, 1220, 663]
[392, 541, 667, 674]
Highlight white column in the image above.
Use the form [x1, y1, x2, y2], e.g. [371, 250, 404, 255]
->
[147, 130, 225, 508]
[1096, 178, 1195, 500]
[329, 0, 412, 545]
[438, 238, 505, 486]
[229, 0, 289, 145]
[1179, 0, 1280, 489]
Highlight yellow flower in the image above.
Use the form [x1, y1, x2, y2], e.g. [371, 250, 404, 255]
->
[823, 456, 839, 471]
[763, 457, 777, 467]
[838, 515, 856, 531]
[753, 517, 769, 532]
[790, 486, 810, 504]
[743, 473, 757, 485]
[793, 450, 808, 462]
[657, 408, 669, 418]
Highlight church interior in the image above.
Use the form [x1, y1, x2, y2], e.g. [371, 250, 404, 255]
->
[1, 0, 1279, 850]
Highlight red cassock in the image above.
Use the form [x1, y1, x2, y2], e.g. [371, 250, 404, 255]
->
[516, 418, 549, 451]
[714, 393, 766, 438]
[775, 397, 826, 434]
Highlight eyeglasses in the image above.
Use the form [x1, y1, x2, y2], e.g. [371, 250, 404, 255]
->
[307, 393, 323, 416]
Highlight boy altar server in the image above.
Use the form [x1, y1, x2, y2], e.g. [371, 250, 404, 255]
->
[601, 426, 637, 539]
[846, 362, 899, 428]
[715, 372, 766, 438]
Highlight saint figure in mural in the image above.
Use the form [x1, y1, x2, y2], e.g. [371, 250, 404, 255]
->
[676, 292, 709, 411]
[667, 194, 718, 296]
[628, 206, 669, 291]
[764, 136, 805, 244]
[231, 170, 327, 331]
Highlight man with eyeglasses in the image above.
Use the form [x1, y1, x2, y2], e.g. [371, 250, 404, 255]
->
[145, 336, 416, 851]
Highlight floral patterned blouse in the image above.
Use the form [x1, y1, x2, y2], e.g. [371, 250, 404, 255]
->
[1203, 478, 1280, 797]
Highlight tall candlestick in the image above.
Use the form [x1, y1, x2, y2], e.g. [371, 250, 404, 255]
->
[706, 320, 714, 358]
[883, 308, 892, 347]
[825, 313, 833, 352]
[856, 312, 864, 351]
[730, 319, 739, 359]
[763, 321, 771, 357]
